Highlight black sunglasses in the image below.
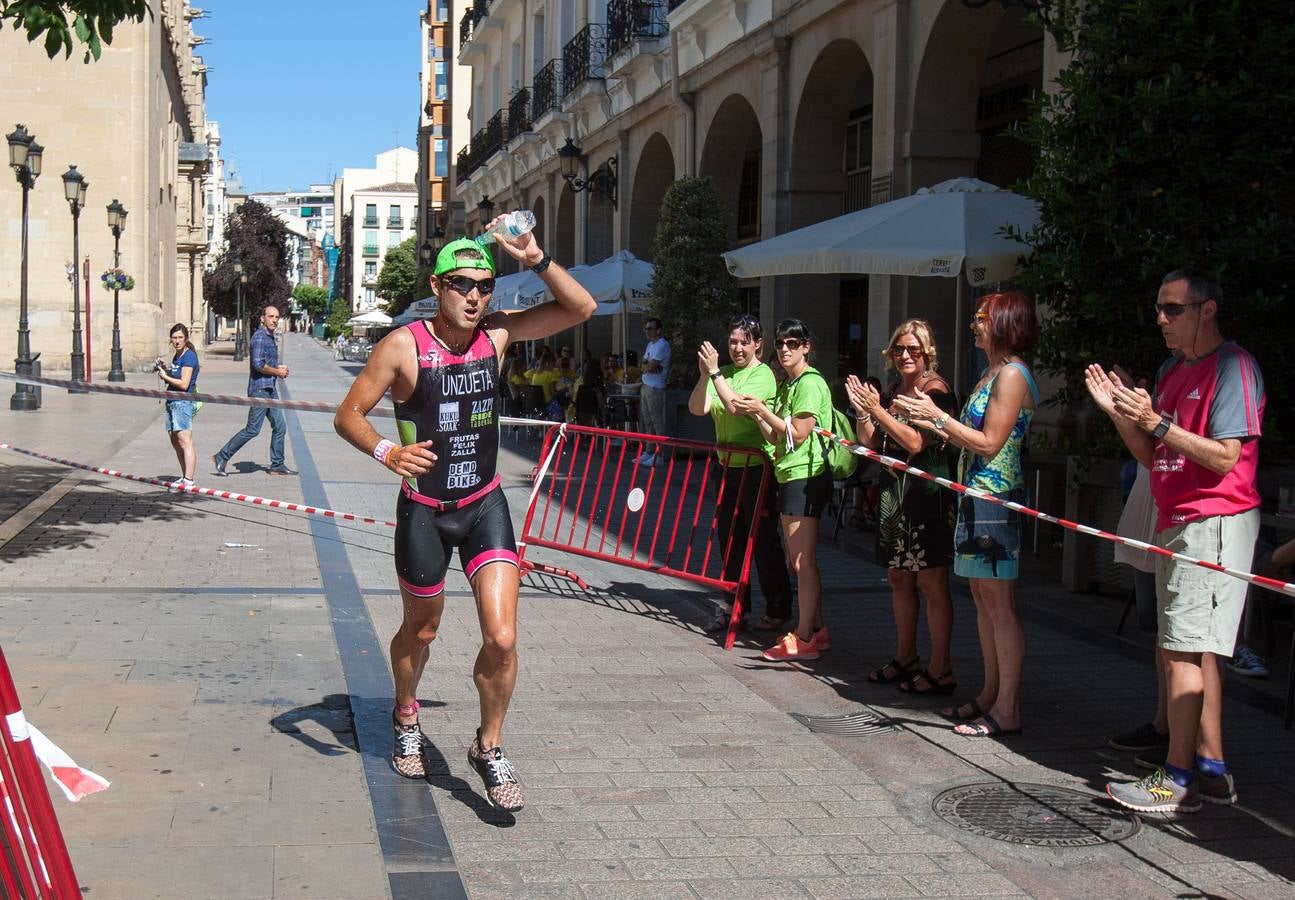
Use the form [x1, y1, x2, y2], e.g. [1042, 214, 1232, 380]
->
[774, 338, 805, 350]
[1154, 301, 1203, 318]
[442, 274, 495, 296]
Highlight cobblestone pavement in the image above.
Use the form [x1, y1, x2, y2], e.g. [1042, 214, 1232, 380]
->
[1, 334, 1292, 899]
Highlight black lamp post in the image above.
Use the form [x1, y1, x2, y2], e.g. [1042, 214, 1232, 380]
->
[106, 198, 128, 382]
[8, 124, 43, 411]
[232, 261, 246, 362]
[419, 239, 435, 268]
[558, 137, 618, 208]
[62, 165, 89, 393]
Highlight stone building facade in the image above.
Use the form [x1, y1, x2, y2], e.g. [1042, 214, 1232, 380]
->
[455, 0, 1061, 379]
[0, 0, 208, 373]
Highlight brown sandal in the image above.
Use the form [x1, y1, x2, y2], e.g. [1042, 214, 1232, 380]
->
[898, 669, 957, 696]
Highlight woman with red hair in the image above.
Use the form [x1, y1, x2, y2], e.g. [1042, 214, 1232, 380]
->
[895, 291, 1039, 738]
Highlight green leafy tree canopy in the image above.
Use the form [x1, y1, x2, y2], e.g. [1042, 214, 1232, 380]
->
[1016, 0, 1295, 458]
[377, 236, 431, 316]
[202, 200, 291, 322]
[292, 284, 329, 318]
[648, 176, 741, 386]
[1, 0, 150, 62]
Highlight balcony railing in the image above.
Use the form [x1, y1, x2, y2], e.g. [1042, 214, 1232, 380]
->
[456, 147, 473, 186]
[507, 88, 531, 140]
[458, 0, 490, 46]
[363, 216, 379, 227]
[484, 109, 505, 158]
[607, 0, 668, 57]
[531, 59, 562, 121]
[562, 24, 606, 99]
[388, 216, 403, 228]
[362, 245, 379, 257]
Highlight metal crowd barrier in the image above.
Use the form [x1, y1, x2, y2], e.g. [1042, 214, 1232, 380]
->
[518, 423, 773, 649]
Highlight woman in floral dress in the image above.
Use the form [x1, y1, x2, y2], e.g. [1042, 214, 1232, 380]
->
[847, 319, 957, 695]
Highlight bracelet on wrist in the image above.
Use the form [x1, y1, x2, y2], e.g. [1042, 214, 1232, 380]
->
[373, 439, 397, 466]
[708, 370, 722, 380]
[529, 254, 552, 274]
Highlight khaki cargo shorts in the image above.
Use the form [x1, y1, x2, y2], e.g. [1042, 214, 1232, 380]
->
[1154, 509, 1259, 656]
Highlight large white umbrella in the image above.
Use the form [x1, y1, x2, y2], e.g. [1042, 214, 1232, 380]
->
[721, 177, 1040, 389]
[392, 296, 438, 325]
[346, 309, 393, 327]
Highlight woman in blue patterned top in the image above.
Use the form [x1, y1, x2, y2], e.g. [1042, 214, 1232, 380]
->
[156, 323, 200, 491]
[895, 292, 1039, 739]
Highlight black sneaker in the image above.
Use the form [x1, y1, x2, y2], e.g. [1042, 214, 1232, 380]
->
[1133, 747, 1167, 771]
[212, 454, 227, 476]
[1109, 722, 1168, 752]
[268, 465, 299, 476]
[468, 730, 524, 812]
[392, 711, 427, 779]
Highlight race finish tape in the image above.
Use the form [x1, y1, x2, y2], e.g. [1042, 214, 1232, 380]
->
[0, 442, 400, 529]
[815, 426, 1295, 599]
[0, 371, 555, 429]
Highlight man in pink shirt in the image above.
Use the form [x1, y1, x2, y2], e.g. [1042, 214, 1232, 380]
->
[1085, 269, 1264, 814]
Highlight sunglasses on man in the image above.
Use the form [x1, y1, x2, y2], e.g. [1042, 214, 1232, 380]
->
[1154, 301, 1204, 318]
[442, 274, 496, 296]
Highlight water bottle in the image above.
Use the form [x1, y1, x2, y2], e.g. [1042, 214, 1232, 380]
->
[476, 209, 537, 247]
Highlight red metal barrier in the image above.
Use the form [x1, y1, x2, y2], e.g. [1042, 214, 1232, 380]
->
[0, 648, 80, 898]
[517, 423, 774, 649]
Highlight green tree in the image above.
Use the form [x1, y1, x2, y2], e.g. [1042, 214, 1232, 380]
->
[202, 200, 291, 321]
[1, 0, 150, 62]
[292, 284, 329, 318]
[648, 176, 741, 386]
[1015, 0, 1295, 457]
[326, 301, 352, 339]
[376, 236, 431, 316]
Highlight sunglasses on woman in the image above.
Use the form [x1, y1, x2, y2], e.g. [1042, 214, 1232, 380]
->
[774, 338, 804, 350]
[890, 345, 923, 358]
[442, 274, 495, 296]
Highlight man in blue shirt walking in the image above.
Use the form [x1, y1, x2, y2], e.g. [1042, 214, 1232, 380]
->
[213, 303, 298, 476]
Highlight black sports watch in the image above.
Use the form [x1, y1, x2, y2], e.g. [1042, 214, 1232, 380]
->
[1151, 415, 1172, 439]
[530, 254, 552, 274]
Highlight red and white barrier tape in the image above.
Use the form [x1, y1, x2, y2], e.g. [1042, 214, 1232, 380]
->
[0, 371, 555, 428]
[0, 442, 399, 529]
[816, 426, 1295, 598]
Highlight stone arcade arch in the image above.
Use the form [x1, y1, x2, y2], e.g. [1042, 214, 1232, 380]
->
[627, 132, 675, 261]
[698, 94, 763, 246]
[784, 38, 874, 375]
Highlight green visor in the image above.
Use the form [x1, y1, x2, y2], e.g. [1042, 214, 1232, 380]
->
[434, 237, 495, 276]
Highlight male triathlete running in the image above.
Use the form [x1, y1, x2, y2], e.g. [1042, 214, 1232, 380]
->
[335, 224, 595, 811]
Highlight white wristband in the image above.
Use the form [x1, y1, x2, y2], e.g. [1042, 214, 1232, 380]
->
[373, 439, 397, 466]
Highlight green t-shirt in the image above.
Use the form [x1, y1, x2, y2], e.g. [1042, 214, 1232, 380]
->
[768, 367, 833, 484]
[707, 362, 776, 466]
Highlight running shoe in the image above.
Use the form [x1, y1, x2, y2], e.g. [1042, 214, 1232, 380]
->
[1133, 747, 1166, 771]
[392, 711, 427, 779]
[168, 477, 196, 493]
[637, 453, 657, 467]
[1106, 768, 1200, 814]
[761, 632, 819, 662]
[468, 730, 525, 812]
[1228, 645, 1269, 678]
[1198, 770, 1237, 806]
[1108, 722, 1168, 752]
[809, 627, 831, 652]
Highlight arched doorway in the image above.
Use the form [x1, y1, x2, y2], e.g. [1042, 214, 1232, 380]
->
[698, 93, 763, 246]
[628, 132, 675, 260]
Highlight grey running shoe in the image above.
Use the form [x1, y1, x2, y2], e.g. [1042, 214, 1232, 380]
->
[1109, 722, 1168, 752]
[1107, 768, 1201, 814]
[1198, 770, 1237, 805]
[392, 712, 427, 779]
[468, 731, 524, 812]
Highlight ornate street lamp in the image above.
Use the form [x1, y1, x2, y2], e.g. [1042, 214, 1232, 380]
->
[8, 124, 43, 410]
[105, 198, 128, 382]
[418, 240, 435, 267]
[62, 166, 89, 393]
[557, 138, 618, 208]
[232, 260, 246, 362]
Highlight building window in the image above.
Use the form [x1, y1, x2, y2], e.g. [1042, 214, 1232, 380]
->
[435, 62, 448, 101]
[844, 105, 873, 213]
[363, 229, 378, 256]
[736, 149, 761, 240]
[364, 204, 378, 227]
[388, 204, 402, 227]
[365, 288, 375, 306]
[436, 0, 448, 21]
[434, 139, 448, 178]
[388, 230, 402, 248]
[365, 261, 377, 278]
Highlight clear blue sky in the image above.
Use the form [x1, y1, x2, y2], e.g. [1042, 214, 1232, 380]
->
[201, 1, 423, 193]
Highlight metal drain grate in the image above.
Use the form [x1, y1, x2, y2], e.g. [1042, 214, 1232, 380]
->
[791, 712, 896, 735]
[932, 782, 1140, 847]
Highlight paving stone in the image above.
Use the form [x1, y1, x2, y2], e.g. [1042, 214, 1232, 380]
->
[272, 844, 388, 899]
[902, 873, 1026, 895]
[688, 880, 812, 900]
[799, 875, 921, 899]
[579, 882, 698, 900]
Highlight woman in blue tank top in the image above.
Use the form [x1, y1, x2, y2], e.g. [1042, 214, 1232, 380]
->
[895, 291, 1039, 739]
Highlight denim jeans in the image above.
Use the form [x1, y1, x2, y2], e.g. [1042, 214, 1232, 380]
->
[217, 387, 285, 467]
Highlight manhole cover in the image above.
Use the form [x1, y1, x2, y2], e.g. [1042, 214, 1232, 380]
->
[791, 712, 896, 735]
[933, 782, 1139, 847]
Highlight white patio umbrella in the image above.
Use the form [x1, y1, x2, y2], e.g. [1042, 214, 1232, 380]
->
[392, 296, 438, 325]
[721, 177, 1040, 389]
[345, 308, 394, 327]
[572, 250, 655, 376]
